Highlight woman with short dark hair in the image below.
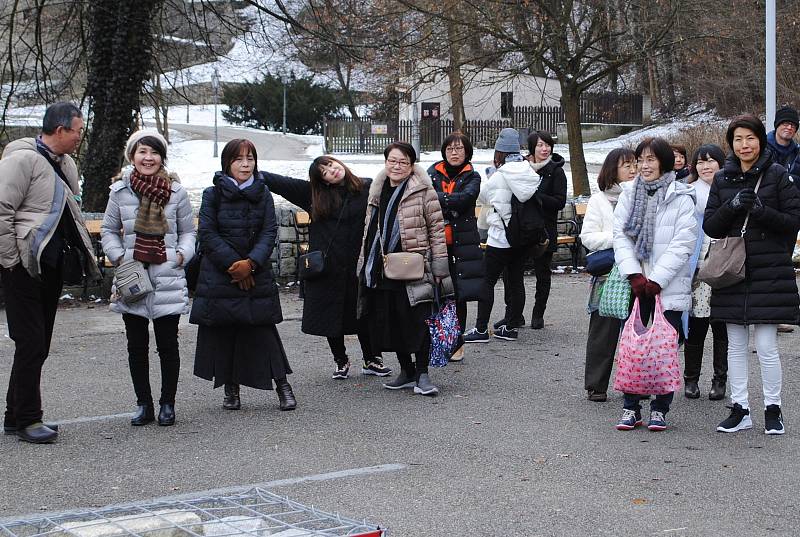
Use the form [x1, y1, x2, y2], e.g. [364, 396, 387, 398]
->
[427, 132, 484, 361]
[358, 141, 453, 396]
[683, 144, 729, 400]
[262, 156, 390, 380]
[671, 144, 690, 182]
[190, 138, 296, 412]
[524, 130, 567, 329]
[581, 148, 635, 402]
[101, 130, 196, 426]
[704, 115, 800, 435]
[613, 137, 698, 431]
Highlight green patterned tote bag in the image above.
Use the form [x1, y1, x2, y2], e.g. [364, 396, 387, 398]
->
[598, 265, 632, 319]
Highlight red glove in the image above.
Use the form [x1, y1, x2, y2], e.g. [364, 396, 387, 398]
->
[645, 279, 662, 297]
[628, 273, 647, 299]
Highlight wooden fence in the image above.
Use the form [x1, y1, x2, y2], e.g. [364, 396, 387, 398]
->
[323, 93, 643, 153]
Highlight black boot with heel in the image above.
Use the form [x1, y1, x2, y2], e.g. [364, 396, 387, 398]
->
[275, 378, 296, 411]
[223, 384, 241, 410]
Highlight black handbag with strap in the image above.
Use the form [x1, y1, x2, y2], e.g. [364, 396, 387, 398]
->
[298, 194, 348, 281]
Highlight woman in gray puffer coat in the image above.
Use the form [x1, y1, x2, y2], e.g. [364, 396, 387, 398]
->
[101, 131, 196, 428]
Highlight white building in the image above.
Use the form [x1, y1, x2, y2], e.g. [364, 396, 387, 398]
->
[398, 60, 562, 122]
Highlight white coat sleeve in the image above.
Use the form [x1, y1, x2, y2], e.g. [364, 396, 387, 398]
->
[174, 189, 196, 266]
[648, 196, 698, 287]
[579, 195, 613, 252]
[100, 192, 126, 266]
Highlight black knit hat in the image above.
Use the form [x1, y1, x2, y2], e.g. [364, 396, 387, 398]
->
[774, 106, 799, 129]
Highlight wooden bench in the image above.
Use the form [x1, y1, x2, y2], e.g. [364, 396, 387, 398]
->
[555, 201, 586, 270]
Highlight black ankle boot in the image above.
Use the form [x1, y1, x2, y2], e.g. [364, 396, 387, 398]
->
[275, 378, 296, 411]
[158, 403, 175, 426]
[131, 404, 155, 426]
[709, 378, 726, 400]
[223, 384, 241, 410]
[684, 380, 700, 399]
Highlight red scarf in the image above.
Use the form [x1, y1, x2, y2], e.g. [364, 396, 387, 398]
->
[129, 169, 172, 264]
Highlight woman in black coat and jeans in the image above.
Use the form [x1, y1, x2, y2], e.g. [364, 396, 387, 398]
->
[427, 133, 485, 361]
[191, 139, 295, 411]
[704, 115, 800, 435]
[263, 156, 390, 380]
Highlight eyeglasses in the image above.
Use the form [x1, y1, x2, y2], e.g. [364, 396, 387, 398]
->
[445, 146, 465, 154]
[386, 158, 411, 167]
[64, 127, 85, 135]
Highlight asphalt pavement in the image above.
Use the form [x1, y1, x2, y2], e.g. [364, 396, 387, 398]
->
[1, 273, 799, 536]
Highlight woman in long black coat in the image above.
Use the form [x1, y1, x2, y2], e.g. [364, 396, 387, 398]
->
[191, 139, 295, 411]
[704, 115, 800, 436]
[427, 132, 485, 361]
[262, 156, 390, 380]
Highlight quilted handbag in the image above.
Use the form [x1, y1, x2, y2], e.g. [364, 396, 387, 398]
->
[613, 295, 682, 395]
[598, 265, 631, 319]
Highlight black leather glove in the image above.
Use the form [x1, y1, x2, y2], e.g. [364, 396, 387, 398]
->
[729, 188, 757, 212]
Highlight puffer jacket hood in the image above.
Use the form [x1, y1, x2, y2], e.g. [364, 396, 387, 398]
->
[498, 160, 540, 202]
[532, 152, 565, 175]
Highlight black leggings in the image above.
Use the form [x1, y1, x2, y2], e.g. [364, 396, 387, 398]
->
[327, 322, 375, 366]
[122, 314, 180, 406]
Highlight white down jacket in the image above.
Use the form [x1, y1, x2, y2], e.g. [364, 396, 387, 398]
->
[580, 191, 616, 252]
[478, 160, 540, 249]
[101, 167, 196, 319]
[613, 179, 698, 312]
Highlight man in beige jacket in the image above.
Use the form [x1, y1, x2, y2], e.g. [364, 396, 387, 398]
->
[0, 102, 100, 444]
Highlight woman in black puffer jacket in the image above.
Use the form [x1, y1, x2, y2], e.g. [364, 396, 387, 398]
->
[704, 115, 800, 436]
[427, 133, 485, 361]
[191, 139, 295, 412]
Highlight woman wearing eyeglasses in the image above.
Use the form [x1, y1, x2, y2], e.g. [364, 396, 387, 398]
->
[427, 133, 485, 362]
[357, 142, 453, 396]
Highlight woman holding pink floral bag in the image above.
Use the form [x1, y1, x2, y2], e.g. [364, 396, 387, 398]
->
[612, 137, 698, 432]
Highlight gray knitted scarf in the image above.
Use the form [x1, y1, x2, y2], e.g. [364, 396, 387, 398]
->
[623, 171, 676, 260]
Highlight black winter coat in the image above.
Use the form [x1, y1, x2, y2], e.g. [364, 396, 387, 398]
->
[533, 153, 568, 253]
[703, 149, 800, 325]
[189, 174, 282, 326]
[427, 161, 486, 302]
[262, 172, 369, 336]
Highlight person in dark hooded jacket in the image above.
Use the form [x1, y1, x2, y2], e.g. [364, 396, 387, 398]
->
[190, 139, 296, 412]
[766, 105, 800, 188]
[523, 131, 567, 330]
[427, 132, 485, 361]
[704, 115, 800, 436]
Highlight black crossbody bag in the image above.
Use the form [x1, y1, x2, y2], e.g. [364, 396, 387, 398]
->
[298, 195, 348, 281]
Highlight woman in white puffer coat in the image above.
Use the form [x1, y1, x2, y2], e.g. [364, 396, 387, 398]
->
[581, 148, 636, 402]
[101, 131, 196, 428]
[612, 137, 697, 432]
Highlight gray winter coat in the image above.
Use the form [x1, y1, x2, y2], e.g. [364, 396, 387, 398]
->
[101, 167, 196, 319]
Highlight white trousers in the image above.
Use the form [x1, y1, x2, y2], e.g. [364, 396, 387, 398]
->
[726, 323, 782, 409]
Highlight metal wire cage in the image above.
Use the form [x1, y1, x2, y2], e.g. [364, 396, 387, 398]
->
[0, 488, 383, 537]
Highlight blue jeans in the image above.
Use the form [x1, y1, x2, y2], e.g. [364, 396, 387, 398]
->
[622, 296, 683, 414]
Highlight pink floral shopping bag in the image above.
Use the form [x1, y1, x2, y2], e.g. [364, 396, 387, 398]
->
[613, 296, 682, 395]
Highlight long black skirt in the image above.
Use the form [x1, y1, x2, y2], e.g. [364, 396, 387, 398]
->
[193, 324, 292, 390]
[364, 286, 431, 355]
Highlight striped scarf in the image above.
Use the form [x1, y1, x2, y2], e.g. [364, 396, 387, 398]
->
[130, 168, 171, 264]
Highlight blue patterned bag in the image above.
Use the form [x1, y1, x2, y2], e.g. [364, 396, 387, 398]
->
[426, 287, 461, 367]
[598, 265, 632, 319]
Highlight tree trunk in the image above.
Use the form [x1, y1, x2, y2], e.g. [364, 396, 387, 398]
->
[446, 19, 466, 131]
[561, 83, 590, 196]
[647, 59, 662, 111]
[82, 0, 162, 212]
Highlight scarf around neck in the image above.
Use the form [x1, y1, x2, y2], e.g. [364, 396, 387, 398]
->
[130, 167, 172, 264]
[364, 178, 408, 288]
[603, 183, 623, 205]
[623, 171, 675, 261]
